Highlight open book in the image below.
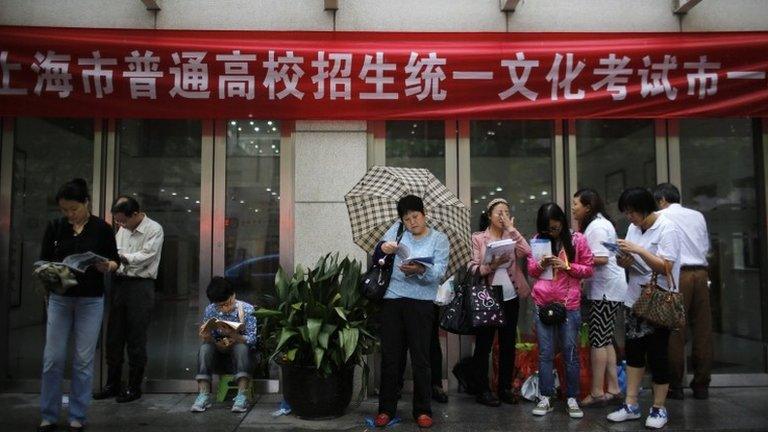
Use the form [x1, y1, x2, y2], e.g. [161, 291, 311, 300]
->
[201, 317, 245, 334]
[34, 251, 108, 274]
[601, 241, 652, 275]
[395, 244, 434, 267]
[483, 238, 516, 267]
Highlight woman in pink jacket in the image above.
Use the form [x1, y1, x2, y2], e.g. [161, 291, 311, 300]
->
[467, 198, 531, 407]
[527, 203, 594, 419]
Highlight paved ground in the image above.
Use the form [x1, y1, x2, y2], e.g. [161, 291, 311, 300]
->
[2, 387, 768, 431]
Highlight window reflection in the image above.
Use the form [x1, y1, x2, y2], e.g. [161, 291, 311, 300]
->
[680, 118, 763, 373]
[224, 120, 281, 379]
[385, 121, 445, 183]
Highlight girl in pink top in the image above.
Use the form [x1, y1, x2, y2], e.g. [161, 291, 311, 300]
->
[526, 203, 594, 419]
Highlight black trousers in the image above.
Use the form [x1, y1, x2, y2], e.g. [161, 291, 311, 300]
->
[378, 298, 435, 419]
[398, 304, 443, 388]
[626, 327, 671, 385]
[472, 297, 520, 393]
[105, 278, 155, 388]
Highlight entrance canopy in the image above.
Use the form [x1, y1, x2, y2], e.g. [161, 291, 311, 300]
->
[0, 26, 767, 119]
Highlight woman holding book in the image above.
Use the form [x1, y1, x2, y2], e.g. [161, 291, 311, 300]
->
[571, 188, 627, 407]
[374, 195, 450, 429]
[606, 187, 681, 430]
[527, 202, 594, 419]
[465, 198, 530, 406]
[37, 178, 120, 432]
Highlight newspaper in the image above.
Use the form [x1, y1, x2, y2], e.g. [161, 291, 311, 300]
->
[34, 251, 108, 274]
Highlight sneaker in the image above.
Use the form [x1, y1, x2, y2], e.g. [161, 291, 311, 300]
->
[566, 397, 584, 419]
[231, 393, 248, 413]
[190, 392, 213, 412]
[607, 403, 642, 422]
[645, 406, 668, 429]
[532, 396, 553, 416]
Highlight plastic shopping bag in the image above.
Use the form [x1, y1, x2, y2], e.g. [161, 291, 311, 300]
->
[434, 276, 455, 306]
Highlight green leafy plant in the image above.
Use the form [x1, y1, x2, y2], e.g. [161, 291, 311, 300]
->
[254, 252, 378, 377]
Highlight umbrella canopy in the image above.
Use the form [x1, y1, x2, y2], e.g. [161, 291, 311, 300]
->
[345, 166, 472, 279]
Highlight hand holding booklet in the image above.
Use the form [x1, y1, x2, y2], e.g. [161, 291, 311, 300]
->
[530, 238, 554, 280]
[201, 317, 245, 335]
[34, 251, 108, 274]
[396, 244, 434, 267]
[601, 241, 652, 275]
[483, 238, 516, 268]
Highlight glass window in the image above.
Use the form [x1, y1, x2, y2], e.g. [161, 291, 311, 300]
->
[470, 120, 554, 339]
[223, 119, 281, 379]
[470, 120, 554, 238]
[576, 119, 655, 234]
[7, 118, 94, 379]
[679, 118, 764, 373]
[385, 121, 445, 183]
[117, 119, 202, 380]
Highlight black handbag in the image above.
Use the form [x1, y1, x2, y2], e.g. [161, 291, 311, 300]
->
[439, 268, 475, 335]
[360, 223, 404, 301]
[538, 302, 567, 326]
[468, 270, 505, 328]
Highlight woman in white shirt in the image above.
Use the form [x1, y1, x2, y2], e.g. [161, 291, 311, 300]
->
[571, 188, 627, 407]
[607, 187, 681, 430]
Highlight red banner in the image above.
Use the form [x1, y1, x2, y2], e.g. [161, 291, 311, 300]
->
[1, 26, 767, 119]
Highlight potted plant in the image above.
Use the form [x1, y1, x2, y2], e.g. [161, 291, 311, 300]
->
[254, 252, 378, 419]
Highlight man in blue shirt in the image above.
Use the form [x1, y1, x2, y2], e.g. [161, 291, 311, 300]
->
[190, 277, 258, 413]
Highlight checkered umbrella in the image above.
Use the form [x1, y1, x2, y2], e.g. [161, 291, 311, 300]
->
[345, 166, 472, 280]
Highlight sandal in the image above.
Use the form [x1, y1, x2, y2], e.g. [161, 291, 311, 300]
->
[604, 391, 624, 404]
[580, 393, 607, 407]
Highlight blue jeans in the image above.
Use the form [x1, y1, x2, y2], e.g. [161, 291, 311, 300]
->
[40, 294, 104, 424]
[535, 308, 581, 398]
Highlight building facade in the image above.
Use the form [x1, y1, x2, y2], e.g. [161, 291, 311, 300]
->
[1, 0, 767, 393]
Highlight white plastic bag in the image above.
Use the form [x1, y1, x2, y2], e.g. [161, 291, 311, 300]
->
[434, 276, 455, 306]
[521, 370, 560, 402]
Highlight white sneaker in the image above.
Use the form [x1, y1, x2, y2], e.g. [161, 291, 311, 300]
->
[566, 397, 584, 419]
[190, 392, 213, 412]
[607, 403, 642, 422]
[231, 393, 248, 413]
[645, 406, 668, 429]
[532, 396, 553, 416]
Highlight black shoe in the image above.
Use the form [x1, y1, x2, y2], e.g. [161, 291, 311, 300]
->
[116, 387, 142, 403]
[451, 362, 478, 395]
[431, 385, 448, 403]
[691, 384, 709, 400]
[92, 385, 121, 400]
[498, 389, 518, 405]
[667, 387, 685, 400]
[36, 424, 58, 432]
[475, 391, 501, 407]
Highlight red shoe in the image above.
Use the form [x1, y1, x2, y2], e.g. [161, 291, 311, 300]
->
[416, 414, 433, 428]
[374, 413, 391, 427]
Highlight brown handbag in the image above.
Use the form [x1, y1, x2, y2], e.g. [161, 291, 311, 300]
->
[632, 271, 686, 330]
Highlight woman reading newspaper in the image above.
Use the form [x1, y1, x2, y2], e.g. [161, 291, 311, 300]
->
[37, 178, 119, 432]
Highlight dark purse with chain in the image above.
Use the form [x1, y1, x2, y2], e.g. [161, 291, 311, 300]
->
[538, 302, 567, 325]
[360, 223, 404, 301]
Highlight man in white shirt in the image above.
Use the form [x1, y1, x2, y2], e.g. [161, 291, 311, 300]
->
[93, 196, 164, 403]
[654, 183, 712, 400]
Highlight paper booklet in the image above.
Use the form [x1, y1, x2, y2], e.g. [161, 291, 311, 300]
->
[601, 241, 652, 275]
[201, 317, 245, 334]
[34, 251, 109, 274]
[395, 244, 435, 267]
[530, 238, 554, 280]
[483, 238, 516, 267]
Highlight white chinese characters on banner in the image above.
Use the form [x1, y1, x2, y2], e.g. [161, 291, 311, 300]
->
[311, 51, 353, 100]
[263, 50, 305, 100]
[1, 48, 750, 104]
[404, 52, 447, 101]
[545, 53, 586, 100]
[0, 51, 27, 95]
[123, 50, 163, 99]
[79, 50, 117, 99]
[499, 52, 539, 101]
[216, 50, 257, 100]
[170, 51, 210, 99]
[31, 50, 73, 98]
